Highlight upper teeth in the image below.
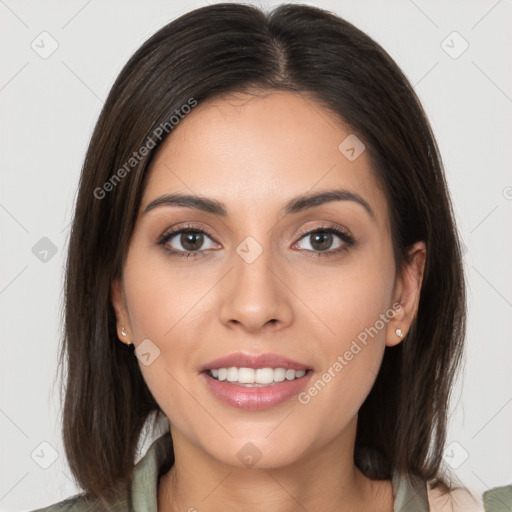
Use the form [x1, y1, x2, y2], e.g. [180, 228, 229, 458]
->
[210, 367, 306, 384]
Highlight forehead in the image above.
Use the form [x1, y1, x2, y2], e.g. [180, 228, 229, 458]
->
[141, 90, 388, 225]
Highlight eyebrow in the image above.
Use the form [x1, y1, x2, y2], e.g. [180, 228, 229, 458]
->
[143, 188, 375, 219]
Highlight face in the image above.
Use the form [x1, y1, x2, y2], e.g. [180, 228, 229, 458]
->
[111, 90, 425, 469]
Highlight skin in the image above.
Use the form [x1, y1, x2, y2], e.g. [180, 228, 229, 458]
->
[111, 90, 427, 512]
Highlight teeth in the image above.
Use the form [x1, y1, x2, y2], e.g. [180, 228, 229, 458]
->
[273, 368, 286, 382]
[226, 367, 238, 382]
[209, 367, 307, 385]
[239, 368, 255, 383]
[255, 368, 274, 384]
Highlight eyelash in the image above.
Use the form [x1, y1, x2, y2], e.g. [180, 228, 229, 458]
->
[157, 223, 355, 259]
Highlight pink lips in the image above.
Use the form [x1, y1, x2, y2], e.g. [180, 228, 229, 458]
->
[199, 352, 310, 372]
[199, 352, 313, 410]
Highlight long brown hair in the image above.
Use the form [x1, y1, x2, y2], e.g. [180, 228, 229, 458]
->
[59, 2, 466, 506]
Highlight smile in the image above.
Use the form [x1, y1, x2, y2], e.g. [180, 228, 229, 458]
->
[207, 367, 307, 386]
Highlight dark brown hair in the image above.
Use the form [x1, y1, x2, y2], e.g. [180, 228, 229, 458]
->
[58, 2, 466, 506]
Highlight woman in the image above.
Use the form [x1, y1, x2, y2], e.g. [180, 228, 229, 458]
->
[32, 3, 485, 511]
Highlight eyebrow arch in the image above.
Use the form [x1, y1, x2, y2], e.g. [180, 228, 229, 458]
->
[143, 188, 375, 219]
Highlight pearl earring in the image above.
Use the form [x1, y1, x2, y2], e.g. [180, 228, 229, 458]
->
[120, 327, 133, 345]
[396, 328, 403, 338]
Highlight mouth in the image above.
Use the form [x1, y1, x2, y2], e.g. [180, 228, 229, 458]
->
[204, 367, 310, 387]
[199, 353, 313, 410]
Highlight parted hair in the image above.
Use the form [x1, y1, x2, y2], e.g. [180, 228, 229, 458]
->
[58, 2, 466, 506]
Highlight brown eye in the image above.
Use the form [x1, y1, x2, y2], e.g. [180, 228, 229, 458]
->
[308, 231, 334, 251]
[294, 226, 355, 256]
[179, 231, 205, 251]
[158, 226, 219, 258]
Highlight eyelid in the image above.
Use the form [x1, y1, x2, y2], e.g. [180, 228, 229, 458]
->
[294, 222, 353, 241]
[157, 223, 219, 248]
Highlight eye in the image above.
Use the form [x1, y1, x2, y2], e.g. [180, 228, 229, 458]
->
[157, 223, 355, 259]
[294, 225, 354, 256]
[157, 224, 219, 258]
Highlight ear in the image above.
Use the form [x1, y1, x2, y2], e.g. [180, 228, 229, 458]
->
[386, 241, 426, 347]
[111, 277, 132, 343]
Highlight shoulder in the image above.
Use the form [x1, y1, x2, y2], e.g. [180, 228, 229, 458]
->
[29, 493, 128, 512]
[427, 484, 484, 512]
[29, 494, 88, 512]
[30, 427, 171, 512]
[482, 484, 512, 511]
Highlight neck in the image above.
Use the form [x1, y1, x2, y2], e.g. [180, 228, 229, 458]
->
[157, 417, 394, 512]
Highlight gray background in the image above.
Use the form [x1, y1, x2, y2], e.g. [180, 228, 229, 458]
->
[1, 0, 511, 510]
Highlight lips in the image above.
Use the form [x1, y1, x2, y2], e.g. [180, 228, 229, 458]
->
[199, 352, 311, 372]
[199, 352, 313, 410]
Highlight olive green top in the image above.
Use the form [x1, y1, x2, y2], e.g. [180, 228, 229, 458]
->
[482, 484, 512, 512]
[31, 431, 497, 511]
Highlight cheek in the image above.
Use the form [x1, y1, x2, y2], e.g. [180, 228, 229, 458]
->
[122, 247, 217, 341]
[292, 251, 394, 424]
[297, 246, 395, 349]
[121, 249, 218, 418]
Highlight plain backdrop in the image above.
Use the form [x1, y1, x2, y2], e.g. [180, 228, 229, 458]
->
[1, 0, 511, 510]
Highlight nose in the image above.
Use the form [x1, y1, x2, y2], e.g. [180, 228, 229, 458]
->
[217, 242, 294, 334]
